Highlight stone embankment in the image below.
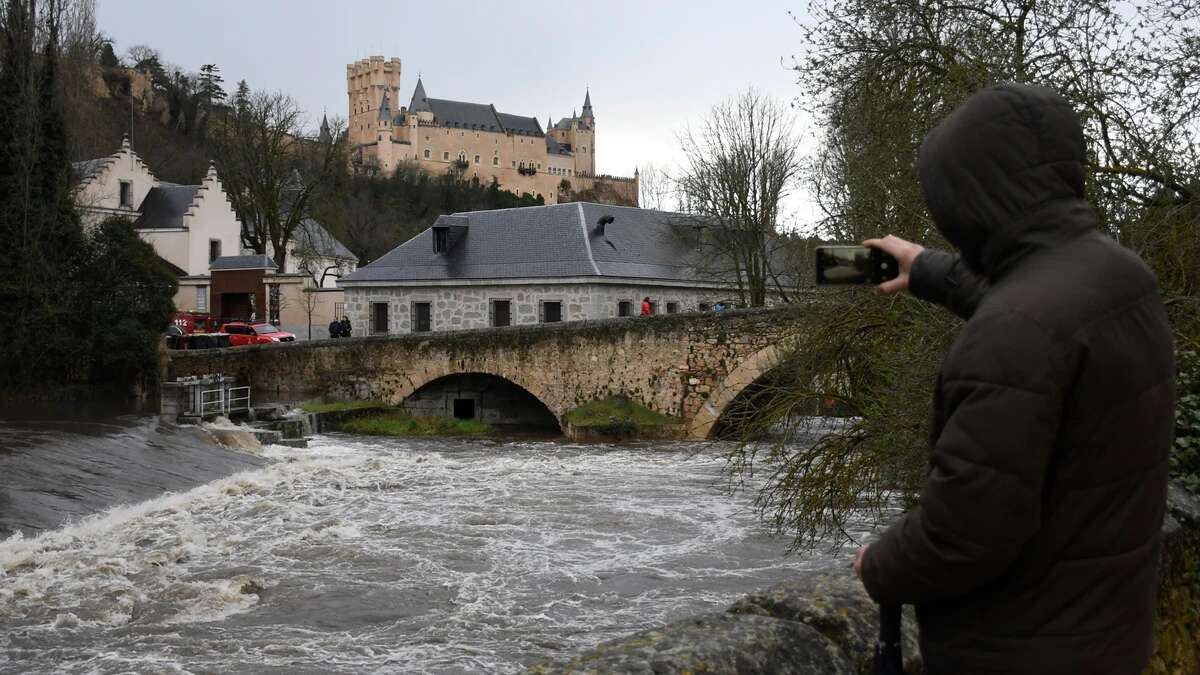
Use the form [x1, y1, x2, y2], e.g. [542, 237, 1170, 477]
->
[537, 484, 1200, 674]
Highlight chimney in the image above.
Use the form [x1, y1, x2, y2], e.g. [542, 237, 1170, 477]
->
[594, 214, 614, 237]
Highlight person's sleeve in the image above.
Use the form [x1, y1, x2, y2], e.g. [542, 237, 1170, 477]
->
[859, 312, 1063, 606]
[909, 250, 989, 320]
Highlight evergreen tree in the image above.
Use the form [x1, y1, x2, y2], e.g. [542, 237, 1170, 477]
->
[197, 63, 225, 108]
[84, 217, 177, 386]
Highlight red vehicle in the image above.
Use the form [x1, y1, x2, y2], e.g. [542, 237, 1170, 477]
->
[172, 312, 218, 334]
[219, 322, 296, 346]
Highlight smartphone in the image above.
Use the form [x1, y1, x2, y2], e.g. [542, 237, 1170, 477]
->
[815, 246, 900, 286]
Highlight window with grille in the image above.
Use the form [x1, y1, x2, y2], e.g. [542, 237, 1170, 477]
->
[490, 299, 511, 327]
[371, 302, 390, 334]
[268, 284, 281, 325]
[412, 302, 431, 332]
[540, 301, 562, 323]
[666, 302, 679, 314]
[617, 300, 632, 317]
[195, 286, 207, 312]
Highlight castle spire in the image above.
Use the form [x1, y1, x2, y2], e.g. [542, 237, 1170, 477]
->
[410, 76, 431, 113]
[378, 90, 391, 123]
[319, 110, 332, 143]
[581, 89, 593, 119]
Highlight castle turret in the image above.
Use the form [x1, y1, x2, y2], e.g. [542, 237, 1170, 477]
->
[378, 90, 392, 124]
[575, 90, 595, 175]
[319, 112, 332, 144]
[409, 77, 435, 123]
[581, 89, 594, 122]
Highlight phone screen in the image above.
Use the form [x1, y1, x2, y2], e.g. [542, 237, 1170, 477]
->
[815, 246, 899, 285]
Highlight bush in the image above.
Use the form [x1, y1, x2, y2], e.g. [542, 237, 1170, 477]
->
[1174, 350, 1200, 493]
[337, 413, 489, 437]
[723, 291, 959, 551]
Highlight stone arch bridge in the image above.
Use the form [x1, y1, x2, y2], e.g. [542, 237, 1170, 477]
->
[166, 305, 817, 439]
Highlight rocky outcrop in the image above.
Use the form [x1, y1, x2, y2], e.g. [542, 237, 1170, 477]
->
[535, 568, 921, 675]
[539, 484, 1200, 674]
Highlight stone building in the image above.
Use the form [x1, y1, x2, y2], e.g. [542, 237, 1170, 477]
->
[346, 56, 638, 205]
[339, 202, 735, 335]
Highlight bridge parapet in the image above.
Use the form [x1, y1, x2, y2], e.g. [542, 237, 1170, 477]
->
[166, 304, 818, 438]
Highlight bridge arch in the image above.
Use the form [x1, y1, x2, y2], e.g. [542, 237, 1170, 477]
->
[688, 341, 794, 439]
[393, 368, 562, 433]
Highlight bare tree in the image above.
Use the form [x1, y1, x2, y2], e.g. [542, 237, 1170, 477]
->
[637, 162, 674, 211]
[676, 89, 803, 307]
[208, 90, 346, 270]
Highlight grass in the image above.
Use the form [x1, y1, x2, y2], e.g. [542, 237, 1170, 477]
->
[337, 412, 490, 437]
[562, 395, 675, 430]
[301, 400, 385, 414]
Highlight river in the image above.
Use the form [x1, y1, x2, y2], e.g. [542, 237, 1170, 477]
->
[0, 428, 871, 674]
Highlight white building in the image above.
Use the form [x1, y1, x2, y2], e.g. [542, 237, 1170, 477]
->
[73, 137, 358, 337]
[340, 202, 735, 335]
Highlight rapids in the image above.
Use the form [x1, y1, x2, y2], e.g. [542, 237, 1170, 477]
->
[0, 433, 871, 674]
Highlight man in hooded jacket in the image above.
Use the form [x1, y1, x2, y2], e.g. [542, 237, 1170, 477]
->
[858, 83, 1175, 673]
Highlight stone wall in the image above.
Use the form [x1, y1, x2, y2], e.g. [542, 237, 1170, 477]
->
[537, 484, 1200, 675]
[166, 305, 817, 439]
[344, 281, 727, 336]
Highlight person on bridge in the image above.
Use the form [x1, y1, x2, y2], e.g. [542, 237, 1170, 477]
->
[329, 319, 341, 339]
[640, 297, 652, 316]
[856, 83, 1174, 674]
[340, 316, 352, 338]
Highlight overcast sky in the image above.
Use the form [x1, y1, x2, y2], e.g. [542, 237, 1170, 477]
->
[96, 0, 817, 224]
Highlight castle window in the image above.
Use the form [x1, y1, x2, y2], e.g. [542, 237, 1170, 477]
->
[424, 149, 431, 159]
[492, 156, 499, 166]
[474, 155, 480, 164]
[511, 161, 516, 167]
[443, 151, 449, 160]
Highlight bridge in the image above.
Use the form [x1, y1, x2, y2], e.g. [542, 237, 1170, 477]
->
[166, 305, 817, 439]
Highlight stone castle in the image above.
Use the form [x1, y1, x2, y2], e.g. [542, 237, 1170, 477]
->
[346, 56, 638, 205]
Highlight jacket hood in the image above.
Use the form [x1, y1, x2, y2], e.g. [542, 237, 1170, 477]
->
[917, 84, 1096, 277]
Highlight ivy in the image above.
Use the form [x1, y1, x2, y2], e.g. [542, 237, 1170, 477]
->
[1173, 350, 1200, 493]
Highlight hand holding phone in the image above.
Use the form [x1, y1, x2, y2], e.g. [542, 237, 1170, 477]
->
[815, 245, 900, 286]
[862, 236, 926, 295]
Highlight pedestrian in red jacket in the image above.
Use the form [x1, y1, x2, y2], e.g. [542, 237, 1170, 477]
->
[640, 297, 651, 316]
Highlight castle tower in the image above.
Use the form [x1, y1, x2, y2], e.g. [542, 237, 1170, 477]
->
[346, 56, 401, 148]
[575, 90, 596, 176]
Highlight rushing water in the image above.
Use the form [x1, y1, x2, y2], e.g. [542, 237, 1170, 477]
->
[0, 431, 871, 674]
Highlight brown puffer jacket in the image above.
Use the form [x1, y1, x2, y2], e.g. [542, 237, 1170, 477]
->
[860, 83, 1176, 674]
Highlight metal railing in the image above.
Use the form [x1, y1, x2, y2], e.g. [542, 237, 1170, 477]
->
[200, 388, 225, 416]
[227, 386, 251, 413]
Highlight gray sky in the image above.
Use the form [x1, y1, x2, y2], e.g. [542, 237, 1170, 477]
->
[97, 0, 816, 223]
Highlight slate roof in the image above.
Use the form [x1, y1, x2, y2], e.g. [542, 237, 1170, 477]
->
[496, 112, 543, 136]
[407, 80, 547, 136]
[293, 218, 358, 261]
[545, 136, 572, 155]
[210, 254, 277, 271]
[427, 99, 504, 131]
[132, 183, 199, 229]
[341, 202, 720, 284]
